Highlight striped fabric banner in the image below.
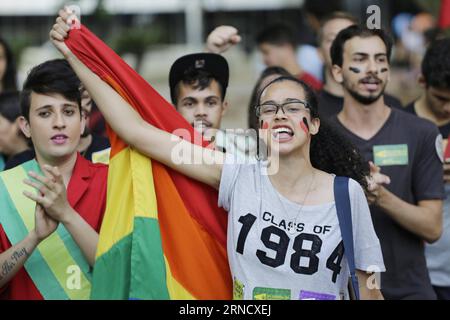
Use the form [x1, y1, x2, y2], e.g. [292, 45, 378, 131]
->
[0, 160, 92, 300]
[66, 25, 232, 299]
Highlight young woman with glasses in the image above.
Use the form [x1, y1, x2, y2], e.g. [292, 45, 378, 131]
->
[51, 12, 385, 300]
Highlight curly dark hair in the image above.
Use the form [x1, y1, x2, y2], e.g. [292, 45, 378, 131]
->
[310, 120, 369, 191]
[422, 38, 450, 90]
[255, 75, 369, 192]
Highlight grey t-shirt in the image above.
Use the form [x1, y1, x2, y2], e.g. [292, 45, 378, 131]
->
[218, 155, 385, 300]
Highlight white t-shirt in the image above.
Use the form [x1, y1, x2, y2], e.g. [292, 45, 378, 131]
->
[214, 129, 257, 164]
[218, 155, 385, 300]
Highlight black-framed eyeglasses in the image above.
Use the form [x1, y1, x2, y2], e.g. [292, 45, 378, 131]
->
[255, 100, 310, 118]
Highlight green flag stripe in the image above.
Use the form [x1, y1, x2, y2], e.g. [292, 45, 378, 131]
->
[90, 233, 132, 299]
[129, 217, 169, 299]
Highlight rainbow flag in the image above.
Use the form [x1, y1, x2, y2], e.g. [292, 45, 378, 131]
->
[65, 26, 232, 299]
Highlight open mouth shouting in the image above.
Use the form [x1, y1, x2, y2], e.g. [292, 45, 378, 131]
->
[271, 125, 294, 142]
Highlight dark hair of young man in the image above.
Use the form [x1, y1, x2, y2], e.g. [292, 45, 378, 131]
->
[330, 25, 393, 67]
[303, 0, 343, 22]
[20, 59, 82, 121]
[255, 24, 297, 48]
[317, 11, 359, 44]
[172, 67, 225, 106]
[421, 38, 450, 90]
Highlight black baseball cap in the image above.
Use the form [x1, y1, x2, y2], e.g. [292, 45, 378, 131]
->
[169, 53, 229, 104]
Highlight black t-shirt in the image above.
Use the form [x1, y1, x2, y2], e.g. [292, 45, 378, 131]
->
[330, 108, 444, 300]
[404, 101, 450, 138]
[3, 149, 35, 171]
[83, 133, 110, 161]
[317, 89, 403, 120]
[4, 134, 110, 170]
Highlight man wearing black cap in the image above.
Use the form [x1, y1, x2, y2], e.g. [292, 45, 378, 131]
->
[169, 53, 256, 160]
[169, 53, 228, 141]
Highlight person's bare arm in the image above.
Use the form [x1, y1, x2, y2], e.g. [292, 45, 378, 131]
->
[376, 188, 442, 243]
[50, 9, 224, 189]
[0, 234, 36, 288]
[367, 162, 442, 243]
[356, 270, 384, 300]
[0, 205, 58, 288]
[205, 25, 241, 54]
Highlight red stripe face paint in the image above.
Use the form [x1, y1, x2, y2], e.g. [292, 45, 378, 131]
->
[300, 117, 309, 134]
[261, 121, 269, 130]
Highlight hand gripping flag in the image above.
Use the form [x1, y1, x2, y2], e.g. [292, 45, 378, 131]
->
[65, 25, 232, 300]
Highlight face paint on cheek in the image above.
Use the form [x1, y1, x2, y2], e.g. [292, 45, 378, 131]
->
[349, 67, 361, 74]
[300, 117, 309, 134]
[261, 120, 269, 130]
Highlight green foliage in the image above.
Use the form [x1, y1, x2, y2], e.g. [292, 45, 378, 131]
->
[7, 36, 32, 65]
[112, 26, 164, 56]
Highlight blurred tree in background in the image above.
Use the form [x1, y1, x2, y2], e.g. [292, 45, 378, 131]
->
[112, 24, 164, 72]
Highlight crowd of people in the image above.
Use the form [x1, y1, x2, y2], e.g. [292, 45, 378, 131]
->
[0, 5, 449, 300]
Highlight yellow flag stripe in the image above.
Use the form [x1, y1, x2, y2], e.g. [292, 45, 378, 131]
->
[129, 148, 157, 219]
[96, 147, 158, 257]
[164, 256, 195, 299]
